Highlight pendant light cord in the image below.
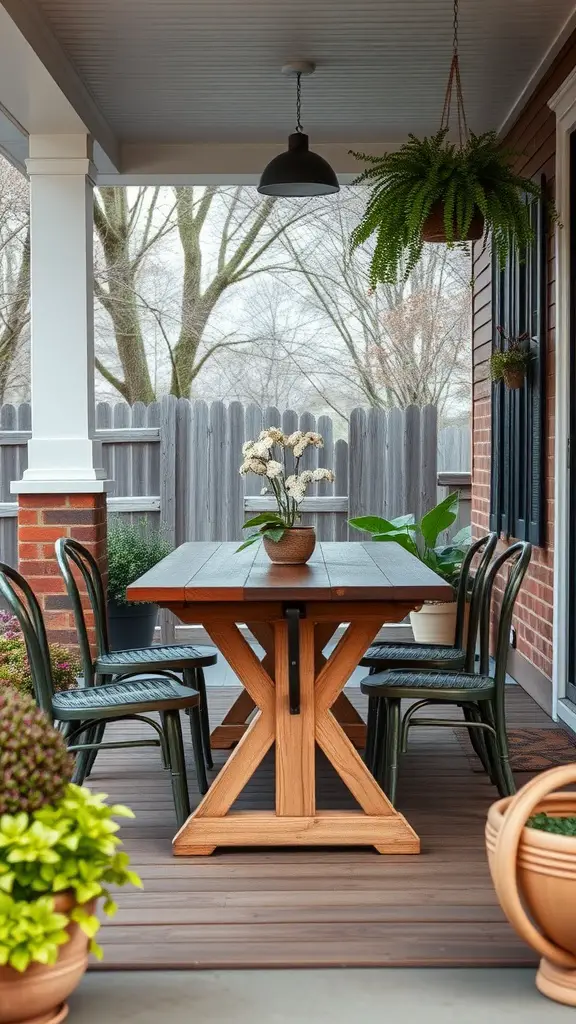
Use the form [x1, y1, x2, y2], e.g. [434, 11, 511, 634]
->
[440, 0, 469, 148]
[296, 72, 303, 133]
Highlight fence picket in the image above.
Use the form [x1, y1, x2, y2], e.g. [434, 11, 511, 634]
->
[0, 401, 471, 571]
[227, 401, 245, 541]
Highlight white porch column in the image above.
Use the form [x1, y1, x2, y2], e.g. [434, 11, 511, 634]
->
[13, 133, 108, 493]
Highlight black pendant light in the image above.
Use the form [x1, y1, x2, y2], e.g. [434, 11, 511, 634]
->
[258, 62, 339, 197]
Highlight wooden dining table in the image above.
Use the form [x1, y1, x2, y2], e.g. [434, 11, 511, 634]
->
[128, 540, 452, 856]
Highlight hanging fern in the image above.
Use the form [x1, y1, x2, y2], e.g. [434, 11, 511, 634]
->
[350, 129, 556, 287]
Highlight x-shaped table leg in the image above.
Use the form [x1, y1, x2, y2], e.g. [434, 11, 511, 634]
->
[173, 614, 419, 855]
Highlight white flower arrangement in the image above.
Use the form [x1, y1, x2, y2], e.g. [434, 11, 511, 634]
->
[237, 427, 335, 551]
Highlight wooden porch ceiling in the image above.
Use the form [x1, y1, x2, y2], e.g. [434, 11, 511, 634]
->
[91, 684, 554, 969]
[0, 0, 576, 177]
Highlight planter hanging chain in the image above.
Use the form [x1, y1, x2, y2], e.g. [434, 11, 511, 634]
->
[440, 0, 468, 148]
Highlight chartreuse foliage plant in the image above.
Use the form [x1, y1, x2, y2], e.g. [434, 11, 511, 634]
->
[349, 491, 471, 591]
[0, 690, 141, 972]
[351, 129, 551, 287]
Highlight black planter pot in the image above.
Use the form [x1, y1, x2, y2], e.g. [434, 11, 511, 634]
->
[107, 600, 158, 652]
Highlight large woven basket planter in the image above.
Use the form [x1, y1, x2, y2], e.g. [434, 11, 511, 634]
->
[0, 894, 94, 1024]
[486, 765, 576, 1006]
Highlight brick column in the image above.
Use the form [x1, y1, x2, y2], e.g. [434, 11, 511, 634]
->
[17, 493, 106, 648]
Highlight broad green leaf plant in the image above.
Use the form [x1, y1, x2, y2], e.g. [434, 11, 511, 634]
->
[349, 491, 471, 591]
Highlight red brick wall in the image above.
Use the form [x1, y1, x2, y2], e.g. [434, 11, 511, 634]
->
[17, 493, 107, 651]
[471, 34, 576, 685]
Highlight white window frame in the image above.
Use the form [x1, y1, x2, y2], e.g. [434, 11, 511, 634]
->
[549, 69, 576, 731]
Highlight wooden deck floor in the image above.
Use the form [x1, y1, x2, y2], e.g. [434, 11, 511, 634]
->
[91, 685, 557, 970]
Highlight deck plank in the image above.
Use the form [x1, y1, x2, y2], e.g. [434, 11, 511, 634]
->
[89, 685, 557, 969]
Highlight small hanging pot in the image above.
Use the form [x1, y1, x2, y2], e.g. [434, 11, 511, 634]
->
[422, 202, 485, 243]
[502, 367, 526, 390]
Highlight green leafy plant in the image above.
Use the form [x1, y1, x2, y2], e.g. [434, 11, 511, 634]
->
[490, 326, 533, 384]
[351, 129, 553, 287]
[349, 491, 470, 591]
[527, 813, 576, 837]
[108, 517, 171, 605]
[237, 427, 334, 551]
[0, 892, 69, 973]
[0, 690, 141, 970]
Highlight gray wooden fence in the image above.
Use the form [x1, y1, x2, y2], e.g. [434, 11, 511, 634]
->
[0, 400, 471, 568]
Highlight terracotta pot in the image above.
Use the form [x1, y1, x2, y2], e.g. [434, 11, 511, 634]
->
[502, 367, 526, 390]
[422, 202, 485, 243]
[0, 894, 95, 1024]
[263, 527, 316, 565]
[485, 765, 576, 1006]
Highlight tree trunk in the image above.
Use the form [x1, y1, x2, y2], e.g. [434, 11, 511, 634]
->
[0, 229, 30, 402]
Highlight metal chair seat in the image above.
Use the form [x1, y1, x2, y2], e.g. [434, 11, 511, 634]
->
[52, 675, 201, 720]
[95, 644, 218, 674]
[361, 668, 494, 699]
[361, 643, 466, 671]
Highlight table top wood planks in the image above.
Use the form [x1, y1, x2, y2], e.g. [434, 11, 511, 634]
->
[128, 541, 452, 857]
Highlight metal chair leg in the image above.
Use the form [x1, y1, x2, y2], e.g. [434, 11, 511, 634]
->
[477, 702, 508, 797]
[462, 704, 493, 779]
[70, 721, 94, 785]
[485, 699, 515, 797]
[364, 695, 379, 771]
[384, 698, 401, 806]
[194, 667, 214, 770]
[163, 710, 191, 828]
[373, 699, 389, 784]
[84, 722, 106, 777]
[189, 704, 209, 795]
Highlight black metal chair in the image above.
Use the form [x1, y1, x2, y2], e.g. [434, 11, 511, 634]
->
[361, 531, 498, 671]
[0, 562, 204, 827]
[360, 532, 498, 771]
[360, 541, 532, 806]
[55, 537, 217, 778]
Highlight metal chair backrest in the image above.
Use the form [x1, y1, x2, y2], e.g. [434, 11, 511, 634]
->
[457, 532, 498, 672]
[55, 537, 110, 686]
[479, 541, 532, 694]
[0, 562, 55, 718]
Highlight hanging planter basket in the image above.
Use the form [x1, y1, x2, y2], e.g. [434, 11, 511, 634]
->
[422, 202, 485, 243]
[350, 0, 557, 288]
[502, 367, 526, 390]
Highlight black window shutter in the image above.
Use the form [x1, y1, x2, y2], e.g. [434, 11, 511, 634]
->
[489, 176, 547, 547]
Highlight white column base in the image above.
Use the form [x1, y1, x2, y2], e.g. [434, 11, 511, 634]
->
[12, 479, 113, 495]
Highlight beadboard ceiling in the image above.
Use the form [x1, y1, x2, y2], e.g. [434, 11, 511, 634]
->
[28, 0, 576, 145]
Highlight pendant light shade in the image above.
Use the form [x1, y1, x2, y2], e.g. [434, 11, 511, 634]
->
[258, 63, 339, 198]
[258, 133, 339, 197]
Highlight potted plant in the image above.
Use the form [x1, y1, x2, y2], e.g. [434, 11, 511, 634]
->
[107, 517, 171, 651]
[0, 688, 141, 1024]
[490, 327, 533, 390]
[350, 129, 549, 288]
[237, 427, 334, 564]
[349, 492, 471, 644]
[486, 765, 576, 1007]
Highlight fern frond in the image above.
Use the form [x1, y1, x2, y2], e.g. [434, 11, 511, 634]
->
[350, 129, 553, 284]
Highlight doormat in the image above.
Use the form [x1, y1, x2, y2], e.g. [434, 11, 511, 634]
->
[456, 727, 576, 773]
